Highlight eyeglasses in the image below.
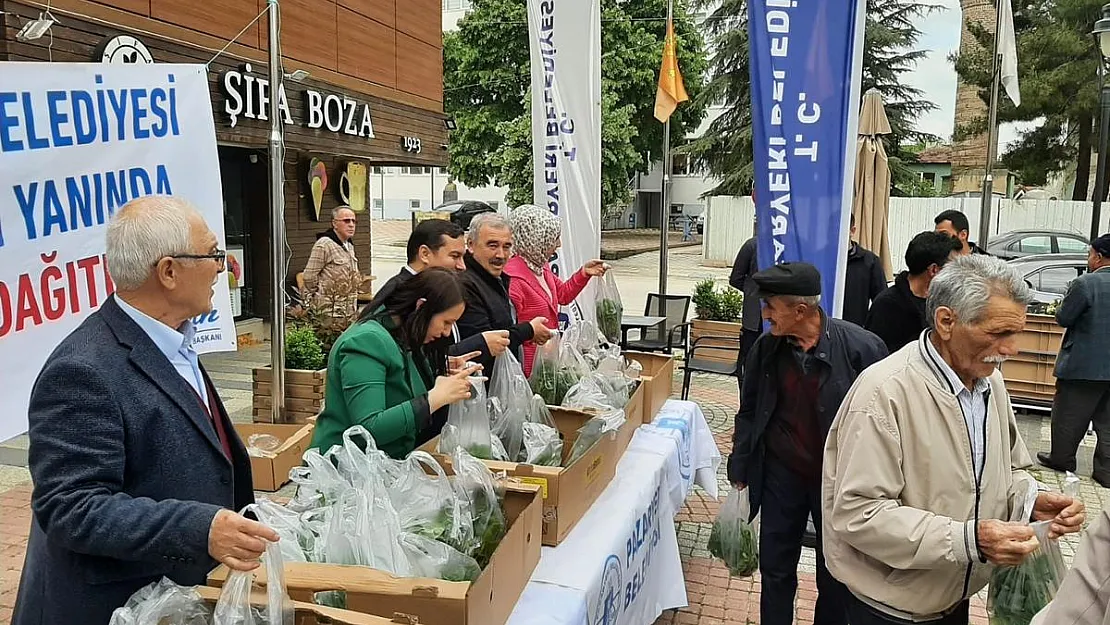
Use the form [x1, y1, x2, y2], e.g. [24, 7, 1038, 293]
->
[336, 218, 357, 224]
[166, 250, 227, 271]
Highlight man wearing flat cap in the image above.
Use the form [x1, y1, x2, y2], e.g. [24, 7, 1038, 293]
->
[1038, 234, 1110, 487]
[727, 262, 887, 625]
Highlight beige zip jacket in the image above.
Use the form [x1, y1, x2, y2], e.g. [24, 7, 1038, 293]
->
[1031, 507, 1110, 625]
[822, 335, 1036, 621]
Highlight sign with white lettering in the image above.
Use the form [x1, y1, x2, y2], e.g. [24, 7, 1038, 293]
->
[400, 136, 422, 153]
[220, 64, 375, 139]
[0, 62, 235, 442]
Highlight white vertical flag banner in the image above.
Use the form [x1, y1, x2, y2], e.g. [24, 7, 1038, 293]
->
[999, 0, 1021, 107]
[0, 63, 235, 443]
[527, 0, 602, 325]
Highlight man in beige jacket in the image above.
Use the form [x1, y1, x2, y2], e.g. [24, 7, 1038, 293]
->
[822, 255, 1085, 625]
[1031, 507, 1110, 625]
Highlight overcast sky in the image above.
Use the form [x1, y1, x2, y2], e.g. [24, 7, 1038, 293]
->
[906, 0, 1034, 148]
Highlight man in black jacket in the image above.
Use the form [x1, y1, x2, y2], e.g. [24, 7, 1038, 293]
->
[457, 212, 553, 377]
[935, 209, 990, 256]
[729, 229, 762, 386]
[367, 219, 508, 365]
[843, 214, 888, 326]
[865, 231, 962, 353]
[728, 262, 887, 625]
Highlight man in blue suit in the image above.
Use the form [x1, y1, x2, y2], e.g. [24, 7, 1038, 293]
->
[12, 196, 279, 625]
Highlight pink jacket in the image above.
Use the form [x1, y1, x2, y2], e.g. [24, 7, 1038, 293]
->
[504, 255, 591, 376]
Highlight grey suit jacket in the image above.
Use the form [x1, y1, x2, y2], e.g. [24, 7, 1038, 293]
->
[1054, 267, 1110, 381]
[12, 295, 255, 625]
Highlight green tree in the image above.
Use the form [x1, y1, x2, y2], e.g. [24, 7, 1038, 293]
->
[953, 0, 1101, 198]
[443, 0, 710, 218]
[687, 0, 939, 196]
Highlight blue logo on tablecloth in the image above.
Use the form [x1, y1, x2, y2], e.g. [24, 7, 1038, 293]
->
[655, 416, 691, 481]
[593, 554, 624, 625]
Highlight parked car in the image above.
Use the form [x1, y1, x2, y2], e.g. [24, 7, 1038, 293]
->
[1007, 253, 1088, 304]
[986, 229, 1091, 260]
[432, 200, 496, 230]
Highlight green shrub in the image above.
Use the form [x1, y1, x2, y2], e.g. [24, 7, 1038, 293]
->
[285, 325, 326, 370]
[693, 278, 744, 322]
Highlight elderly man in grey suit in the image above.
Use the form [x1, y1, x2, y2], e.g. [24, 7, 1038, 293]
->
[12, 196, 279, 625]
[1038, 234, 1110, 488]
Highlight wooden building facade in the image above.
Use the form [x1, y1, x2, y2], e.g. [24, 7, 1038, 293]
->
[0, 0, 448, 320]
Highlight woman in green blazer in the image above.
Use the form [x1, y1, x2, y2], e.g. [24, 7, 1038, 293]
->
[310, 268, 477, 458]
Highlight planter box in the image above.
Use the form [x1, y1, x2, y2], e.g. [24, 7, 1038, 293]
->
[253, 366, 326, 424]
[624, 351, 675, 423]
[690, 318, 743, 365]
[208, 485, 543, 625]
[233, 422, 315, 491]
[192, 586, 412, 624]
[1003, 314, 1064, 405]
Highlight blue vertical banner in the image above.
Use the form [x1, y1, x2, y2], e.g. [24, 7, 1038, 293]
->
[748, 0, 866, 317]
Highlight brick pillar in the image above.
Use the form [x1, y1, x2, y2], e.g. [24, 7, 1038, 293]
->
[950, 0, 997, 194]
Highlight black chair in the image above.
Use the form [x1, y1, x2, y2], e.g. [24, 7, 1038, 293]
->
[681, 333, 741, 400]
[625, 294, 691, 354]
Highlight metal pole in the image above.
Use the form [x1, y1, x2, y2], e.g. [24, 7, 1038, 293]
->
[657, 0, 673, 315]
[1094, 78, 1110, 241]
[977, 0, 1004, 249]
[430, 166, 436, 209]
[267, 0, 287, 424]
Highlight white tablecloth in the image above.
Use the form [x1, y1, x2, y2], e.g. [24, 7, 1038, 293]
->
[507, 400, 721, 625]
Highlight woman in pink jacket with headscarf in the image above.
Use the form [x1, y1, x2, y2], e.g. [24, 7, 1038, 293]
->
[505, 204, 608, 376]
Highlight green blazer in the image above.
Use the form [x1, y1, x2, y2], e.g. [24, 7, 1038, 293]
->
[310, 317, 435, 459]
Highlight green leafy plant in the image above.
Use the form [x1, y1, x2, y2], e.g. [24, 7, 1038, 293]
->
[692, 278, 743, 322]
[708, 513, 759, 577]
[284, 325, 326, 371]
[596, 299, 623, 343]
[987, 553, 1059, 625]
[529, 360, 581, 406]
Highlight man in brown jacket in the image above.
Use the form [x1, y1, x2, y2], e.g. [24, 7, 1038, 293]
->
[1031, 506, 1110, 625]
[822, 255, 1085, 625]
[302, 206, 362, 314]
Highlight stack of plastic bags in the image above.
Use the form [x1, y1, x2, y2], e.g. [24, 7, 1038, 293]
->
[109, 514, 295, 625]
[252, 425, 506, 582]
[486, 352, 564, 466]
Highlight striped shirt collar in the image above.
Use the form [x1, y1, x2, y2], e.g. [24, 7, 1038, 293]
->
[917, 330, 990, 396]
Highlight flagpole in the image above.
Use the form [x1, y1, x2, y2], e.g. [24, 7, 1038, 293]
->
[657, 0, 673, 315]
[977, 0, 1005, 249]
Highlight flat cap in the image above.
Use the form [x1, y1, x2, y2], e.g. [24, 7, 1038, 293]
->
[752, 262, 822, 298]
[1092, 234, 1110, 257]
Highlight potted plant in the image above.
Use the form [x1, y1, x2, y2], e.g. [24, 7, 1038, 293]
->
[689, 278, 744, 365]
[252, 269, 363, 423]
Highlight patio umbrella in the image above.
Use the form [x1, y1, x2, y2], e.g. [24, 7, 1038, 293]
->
[853, 88, 893, 280]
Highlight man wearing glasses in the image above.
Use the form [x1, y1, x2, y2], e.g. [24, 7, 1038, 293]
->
[302, 206, 362, 314]
[13, 196, 276, 625]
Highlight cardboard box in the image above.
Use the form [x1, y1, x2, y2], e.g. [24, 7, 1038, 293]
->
[192, 585, 416, 624]
[420, 383, 642, 546]
[234, 422, 315, 491]
[209, 485, 542, 625]
[623, 351, 675, 423]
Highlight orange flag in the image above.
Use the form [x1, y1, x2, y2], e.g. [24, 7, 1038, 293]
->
[654, 17, 689, 123]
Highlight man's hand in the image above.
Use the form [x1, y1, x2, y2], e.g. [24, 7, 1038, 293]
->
[530, 317, 554, 345]
[209, 509, 280, 572]
[731, 482, 746, 491]
[977, 519, 1040, 566]
[448, 351, 483, 375]
[482, 331, 511, 357]
[583, 260, 608, 277]
[1033, 491, 1086, 538]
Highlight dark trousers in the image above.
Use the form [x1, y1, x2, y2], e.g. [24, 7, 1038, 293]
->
[845, 594, 969, 625]
[759, 459, 847, 625]
[1046, 379, 1110, 481]
[736, 328, 762, 389]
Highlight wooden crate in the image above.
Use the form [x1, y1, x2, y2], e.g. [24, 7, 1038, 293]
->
[1015, 314, 1064, 354]
[689, 319, 743, 366]
[252, 366, 326, 424]
[1003, 314, 1064, 405]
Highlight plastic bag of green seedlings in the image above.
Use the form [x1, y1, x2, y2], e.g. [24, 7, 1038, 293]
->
[529, 334, 585, 405]
[595, 272, 623, 344]
[708, 487, 759, 577]
[987, 520, 1066, 625]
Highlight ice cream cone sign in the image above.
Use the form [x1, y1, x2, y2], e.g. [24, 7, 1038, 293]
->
[308, 158, 328, 220]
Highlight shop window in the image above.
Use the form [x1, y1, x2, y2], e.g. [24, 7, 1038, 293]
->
[489, 201, 500, 210]
[439, 167, 449, 175]
[404, 166, 430, 176]
[410, 199, 422, 209]
[672, 153, 690, 176]
[373, 199, 384, 209]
